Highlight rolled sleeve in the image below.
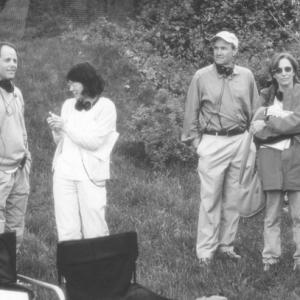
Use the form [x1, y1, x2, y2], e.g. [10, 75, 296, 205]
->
[182, 72, 201, 144]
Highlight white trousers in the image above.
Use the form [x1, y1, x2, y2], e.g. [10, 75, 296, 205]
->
[196, 132, 255, 259]
[53, 173, 109, 242]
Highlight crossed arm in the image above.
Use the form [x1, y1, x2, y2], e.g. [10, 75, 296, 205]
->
[251, 106, 300, 141]
[47, 102, 117, 151]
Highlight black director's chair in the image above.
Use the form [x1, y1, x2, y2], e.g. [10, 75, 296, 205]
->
[0, 231, 65, 300]
[57, 231, 172, 300]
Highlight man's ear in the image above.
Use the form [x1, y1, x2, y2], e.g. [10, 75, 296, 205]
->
[233, 47, 238, 57]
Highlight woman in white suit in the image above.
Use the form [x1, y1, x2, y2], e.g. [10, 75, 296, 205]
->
[47, 62, 118, 241]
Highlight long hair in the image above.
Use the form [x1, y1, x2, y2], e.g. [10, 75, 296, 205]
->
[269, 52, 300, 89]
[66, 62, 105, 98]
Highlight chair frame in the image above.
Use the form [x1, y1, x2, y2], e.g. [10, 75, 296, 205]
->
[17, 274, 66, 300]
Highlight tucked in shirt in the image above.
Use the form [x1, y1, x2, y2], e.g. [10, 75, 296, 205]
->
[182, 64, 259, 143]
[0, 87, 28, 171]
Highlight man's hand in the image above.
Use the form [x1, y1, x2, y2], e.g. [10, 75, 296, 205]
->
[250, 120, 266, 135]
[47, 112, 65, 132]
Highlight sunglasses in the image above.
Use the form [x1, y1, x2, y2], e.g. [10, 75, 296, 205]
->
[274, 66, 293, 74]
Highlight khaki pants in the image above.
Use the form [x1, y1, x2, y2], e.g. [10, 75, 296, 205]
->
[0, 164, 30, 249]
[53, 173, 109, 242]
[263, 190, 300, 264]
[196, 131, 255, 259]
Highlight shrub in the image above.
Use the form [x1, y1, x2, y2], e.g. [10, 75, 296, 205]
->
[127, 89, 195, 168]
[53, 2, 300, 167]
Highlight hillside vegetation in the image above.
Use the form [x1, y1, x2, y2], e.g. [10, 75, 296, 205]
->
[12, 1, 300, 299]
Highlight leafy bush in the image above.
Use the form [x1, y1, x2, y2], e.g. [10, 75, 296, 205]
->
[127, 89, 195, 167]
[136, 0, 300, 64]
[31, 1, 300, 167]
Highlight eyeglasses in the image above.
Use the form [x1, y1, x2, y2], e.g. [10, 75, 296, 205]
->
[274, 66, 293, 74]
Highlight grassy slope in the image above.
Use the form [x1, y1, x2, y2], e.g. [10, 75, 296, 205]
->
[14, 30, 300, 300]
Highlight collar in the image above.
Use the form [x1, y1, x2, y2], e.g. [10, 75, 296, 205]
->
[214, 64, 238, 79]
[0, 79, 14, 93]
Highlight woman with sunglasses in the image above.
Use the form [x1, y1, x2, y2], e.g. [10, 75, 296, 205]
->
[251, 52, 300, 272]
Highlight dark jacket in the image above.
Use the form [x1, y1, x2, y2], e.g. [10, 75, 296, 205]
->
[254, 83, 300, 191]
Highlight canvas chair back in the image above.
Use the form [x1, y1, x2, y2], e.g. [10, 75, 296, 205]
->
[0, 231, 16, 284]
[57, 231, 138, 300]
[0, 231, 34, 299]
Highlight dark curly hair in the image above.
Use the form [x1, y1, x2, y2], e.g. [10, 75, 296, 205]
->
[66, 62, 105, 98]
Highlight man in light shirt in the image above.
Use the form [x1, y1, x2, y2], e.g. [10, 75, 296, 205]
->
[0, 42, 31, 249]
[182, 31, 259, 266]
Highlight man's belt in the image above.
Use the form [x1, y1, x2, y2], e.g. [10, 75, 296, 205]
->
[204, 128, 245, 136]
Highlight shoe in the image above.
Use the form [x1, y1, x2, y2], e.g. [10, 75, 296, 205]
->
[263, 263, 272, 272]
[218, 249, 241, 260]
[198, 257, 212, 268]
[263, 259, 279, 272]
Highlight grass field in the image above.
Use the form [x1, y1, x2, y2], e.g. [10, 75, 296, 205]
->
[18, 152, 300, 300]
[12, 31, 300, 300]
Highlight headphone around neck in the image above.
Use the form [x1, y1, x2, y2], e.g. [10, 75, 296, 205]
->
[75, 99, 92, 111]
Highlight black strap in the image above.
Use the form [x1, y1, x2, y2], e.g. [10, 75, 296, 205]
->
[216, 64, 234, 77]
[75, 97, 99, 111]
[0, 80, 14, 93]
[276, 90, 283, 101]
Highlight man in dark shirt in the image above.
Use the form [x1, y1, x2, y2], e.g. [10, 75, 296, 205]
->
[182, 31, 259, 265]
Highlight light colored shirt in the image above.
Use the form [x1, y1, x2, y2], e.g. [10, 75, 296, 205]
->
[0, 86, 29, 171]
[53, 97, 119, 181]
[182, 64, 259, 143]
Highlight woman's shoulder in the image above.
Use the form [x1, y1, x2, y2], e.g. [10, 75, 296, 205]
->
[99, 96, 114, 104]
[61, 98, 76, 114]
[96, 97, 116, 110]
[64, 97, 76, 104]
[62, 98, 76, 108]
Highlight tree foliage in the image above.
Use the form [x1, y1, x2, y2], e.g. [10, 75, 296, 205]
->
[25, 0, 300, 167]
[126, 0, 300, 167]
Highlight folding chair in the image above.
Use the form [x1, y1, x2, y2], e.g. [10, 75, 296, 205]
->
[57, 231, 172, 300]
[0, 231, 65, 300]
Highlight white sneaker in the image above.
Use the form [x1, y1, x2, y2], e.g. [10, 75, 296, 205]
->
[263, 258, 279, 271]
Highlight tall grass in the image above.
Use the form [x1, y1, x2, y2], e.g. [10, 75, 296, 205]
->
[13, 34, 300, 300]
